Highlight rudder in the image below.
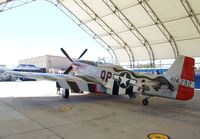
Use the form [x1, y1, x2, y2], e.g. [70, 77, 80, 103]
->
[165, 56, 195, 100]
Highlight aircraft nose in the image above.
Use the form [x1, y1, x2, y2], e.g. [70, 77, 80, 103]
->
[73, 62, 81, 67]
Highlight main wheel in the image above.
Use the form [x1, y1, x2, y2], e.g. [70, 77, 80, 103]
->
[142, 98, 149, 106]
[62, 89, 69, 98]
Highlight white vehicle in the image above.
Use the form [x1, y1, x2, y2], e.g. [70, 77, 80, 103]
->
[13, 64, 43, 81]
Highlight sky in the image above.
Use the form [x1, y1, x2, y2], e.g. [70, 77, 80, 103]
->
[0, 0, 111, 67]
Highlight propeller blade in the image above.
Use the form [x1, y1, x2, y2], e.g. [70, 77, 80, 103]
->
[60, 48, 73, 62]
[78, 49, 88, 60]
[64, 66, 73, 74]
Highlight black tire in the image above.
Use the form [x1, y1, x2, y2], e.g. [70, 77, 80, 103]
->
[142, 98, 149, 106]
[62, 89, 69, 98]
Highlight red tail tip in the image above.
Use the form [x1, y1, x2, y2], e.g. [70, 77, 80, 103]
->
[176, 56, 195, 100]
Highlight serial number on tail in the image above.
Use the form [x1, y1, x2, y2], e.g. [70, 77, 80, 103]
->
[170, 77, 194, 88]
[180, 79, 194, 88]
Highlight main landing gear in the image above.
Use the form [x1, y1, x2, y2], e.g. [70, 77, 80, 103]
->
[56, 82, 70, 98]
[142, 97, 150, 106]
[62, 89, 70, 98]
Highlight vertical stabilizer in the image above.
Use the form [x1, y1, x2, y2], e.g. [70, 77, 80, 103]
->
[165, 56, 195, 100]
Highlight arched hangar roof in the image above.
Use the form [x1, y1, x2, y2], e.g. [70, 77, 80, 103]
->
[1, 0, 200, 67]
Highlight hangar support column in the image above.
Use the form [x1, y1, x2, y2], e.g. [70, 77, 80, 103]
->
[180, 0, 200, 34]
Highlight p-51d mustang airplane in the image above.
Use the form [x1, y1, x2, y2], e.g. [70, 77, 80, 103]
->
[5, 48, 195, 105]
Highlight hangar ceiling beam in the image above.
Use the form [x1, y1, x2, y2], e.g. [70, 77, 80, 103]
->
[72, 0, 134, 68]
[55, 0, 118, 64]
[180, 0, 200, 34]
[0, 0, 34, 12]
[102, 0, 155, 67]
[137, 0, 179, 58]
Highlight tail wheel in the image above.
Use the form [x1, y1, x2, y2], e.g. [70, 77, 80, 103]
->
[62, 89, 69, 98]
[142, 98, 149, 106]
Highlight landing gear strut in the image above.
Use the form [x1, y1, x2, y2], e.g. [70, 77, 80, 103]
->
[142, 97, 149, 106]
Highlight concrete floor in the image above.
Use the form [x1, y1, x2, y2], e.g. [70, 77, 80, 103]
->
[0, 81, 200, 139]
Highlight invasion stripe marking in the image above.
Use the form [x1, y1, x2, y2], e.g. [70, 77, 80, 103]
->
[125, 86, 133, 95]
[112, 81, 119, 95]
[88, 83, 96, 93]
[67, 81, 80, 92]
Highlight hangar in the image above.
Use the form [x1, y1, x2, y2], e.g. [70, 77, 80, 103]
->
[0, 0, 200, 68]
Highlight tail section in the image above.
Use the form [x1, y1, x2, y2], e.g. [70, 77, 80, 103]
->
[165, 55, 195, 100]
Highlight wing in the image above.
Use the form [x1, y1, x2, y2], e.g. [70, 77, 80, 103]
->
[6, 70, 71, 81]
[5, 71, 103, 93]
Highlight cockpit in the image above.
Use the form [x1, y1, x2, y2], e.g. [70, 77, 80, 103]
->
[77, 60, 98, 66]
[77, 57, 115, 67]
[96, 58, 115, 65]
